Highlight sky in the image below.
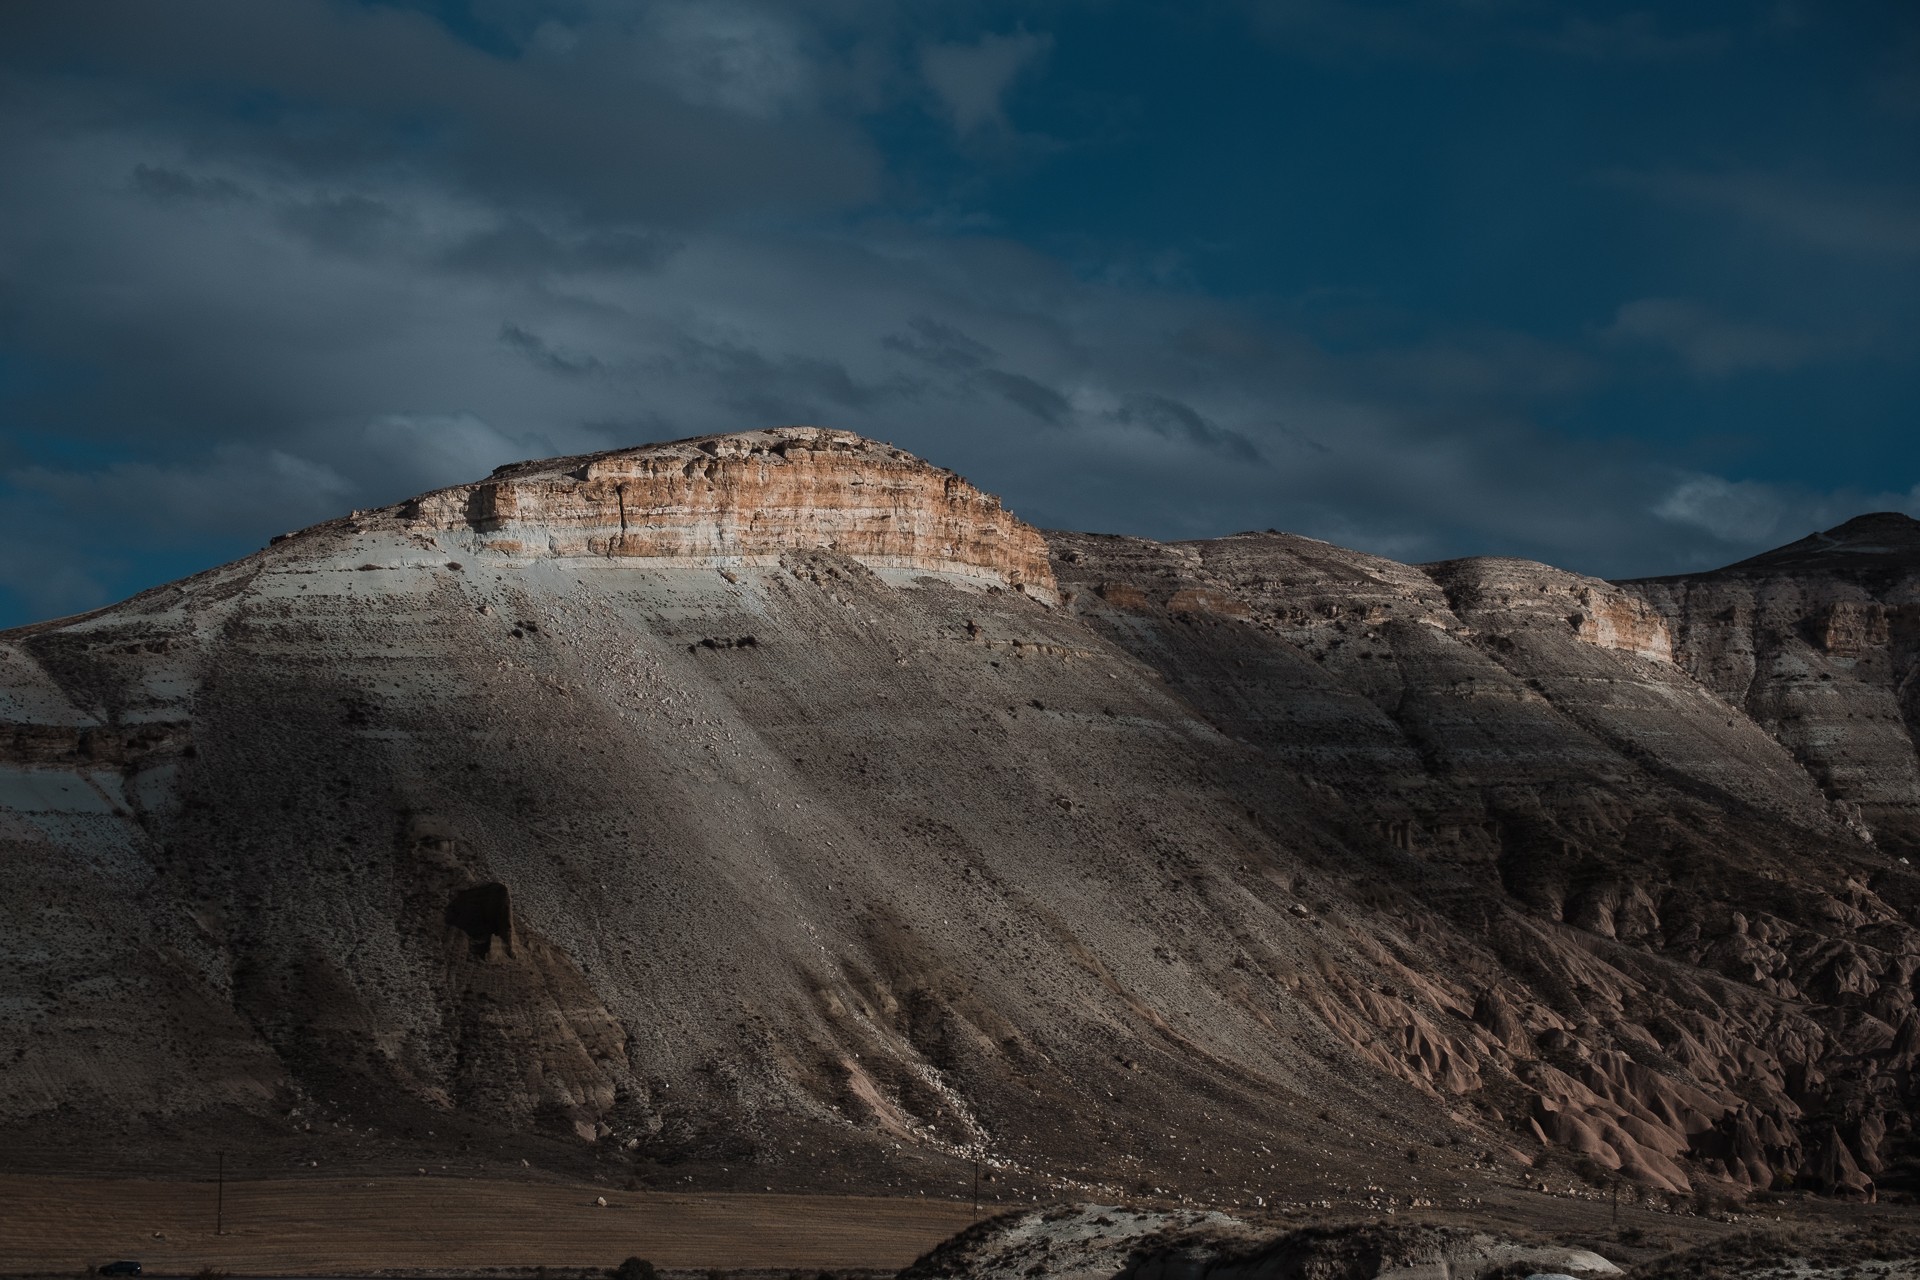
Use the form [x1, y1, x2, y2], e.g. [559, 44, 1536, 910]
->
[1, 1, 1917, 627]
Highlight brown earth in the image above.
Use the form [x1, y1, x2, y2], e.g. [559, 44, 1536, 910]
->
[9, 1174, 1912, 1279]
[6, 427, 1920, 1221]
[0, 1175, 975, 1274]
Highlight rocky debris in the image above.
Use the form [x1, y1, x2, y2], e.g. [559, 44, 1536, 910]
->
[1629, 1224, 1920, 1280]
[898, 1204, 1622, 1280]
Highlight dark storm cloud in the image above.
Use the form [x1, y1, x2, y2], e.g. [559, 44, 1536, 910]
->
[1113, 394, 1262, 463]
[441, 220, 680, 278]
[1, 0, 883, 223]
[499, 324, 605, 377]
[0, 0, 1915, 625]
[15, 447, 354, 537]
[975, 369, 1071, 425]
[672, 330, 906, 419]
[131, 164, 251, 204]
[884, 317, 1074, 424]
[883, 316, 995, 372]
[278, 193, 409, 255]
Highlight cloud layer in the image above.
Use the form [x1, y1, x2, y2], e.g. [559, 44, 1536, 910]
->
[0, 0, 1916, 625]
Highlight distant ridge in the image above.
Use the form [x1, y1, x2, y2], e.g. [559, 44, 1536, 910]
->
[1625, 510, 1920, 583]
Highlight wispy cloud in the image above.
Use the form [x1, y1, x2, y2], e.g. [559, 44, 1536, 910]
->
[636, 3, 818, 120]
[131, 163, 250, 203]
[1604, 298, 1818, 376]
[1652, 473, 1920, 552]
[1532, 12, 1728, 61]
[12, 445, 354, 539]
[499, 324, 606, 377]
[920, 30, 1053, 135]
[1244, 1, 1727, 64]
[1652, 474, 1793, 545]
[1616, 169, 1920, 258]
[1112, 393, 1263, 462]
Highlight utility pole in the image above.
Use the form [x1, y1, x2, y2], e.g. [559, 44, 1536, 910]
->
[217, 1150, 225, 1237]
[971, 1158, 980, 1221]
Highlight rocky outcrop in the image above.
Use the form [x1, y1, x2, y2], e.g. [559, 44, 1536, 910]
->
[900, 1206, 1624, 1280]
[1619, 512, 1920, 854]
[387, 426, 1057, 600]
[1425, 557, 1673, 663]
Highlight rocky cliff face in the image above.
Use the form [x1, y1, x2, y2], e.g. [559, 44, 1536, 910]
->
[1050, 529, 1917, 1201]
[4, 435, 1920, 1212]
[1620, 513, 1920, 854]
[386, 426, 1057, 601]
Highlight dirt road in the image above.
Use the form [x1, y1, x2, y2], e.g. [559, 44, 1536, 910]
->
[0, 1176, 979, 1274]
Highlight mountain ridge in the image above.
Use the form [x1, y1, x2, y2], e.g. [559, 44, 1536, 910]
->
[1623, 511, 1920, 583]
[4, 429, 1919, 1210]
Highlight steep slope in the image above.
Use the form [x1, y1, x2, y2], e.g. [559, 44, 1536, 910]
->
[1620, 513, 1920, 854]
[1, 428, 1438, 1198]
[1053, 532, 1920, 1199]
[4, 429, 1919, 1210]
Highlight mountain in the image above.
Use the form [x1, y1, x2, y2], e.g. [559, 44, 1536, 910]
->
[4, 428, 1918, 1209]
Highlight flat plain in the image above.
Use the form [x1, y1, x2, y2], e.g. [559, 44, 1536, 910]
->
[0, 1176, 978, 1274]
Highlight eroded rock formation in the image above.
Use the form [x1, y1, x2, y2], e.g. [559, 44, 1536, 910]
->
[388, 426, 1056, 601]
[1620, 512, 1920, 854]
[4, 435, 1920, 1211]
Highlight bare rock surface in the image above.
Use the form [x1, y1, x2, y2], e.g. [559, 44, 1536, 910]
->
[388, 425, 1056, 600]
[5, 432, 1920, 1215]
[898, 1204, 1622, 1280]
[1619, 513, 1920, 855]
[1051, 528, 1920, 1200]
[1627, 1223, 1920, 1279]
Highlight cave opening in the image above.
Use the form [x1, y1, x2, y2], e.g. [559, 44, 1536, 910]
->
[446, 882, 514, 957]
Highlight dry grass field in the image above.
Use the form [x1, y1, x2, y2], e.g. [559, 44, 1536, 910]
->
[0, 1176, 980, 1274]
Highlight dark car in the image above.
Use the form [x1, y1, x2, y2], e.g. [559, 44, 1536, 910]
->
[98, 1262, 141, 1276]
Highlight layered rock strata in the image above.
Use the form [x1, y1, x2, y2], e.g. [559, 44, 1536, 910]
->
[387, 426, 1057, 601]
[5, 434, 1920, 1212]
[1051, 528, 1917, 1198]
[1620, 513, 1920, 853]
